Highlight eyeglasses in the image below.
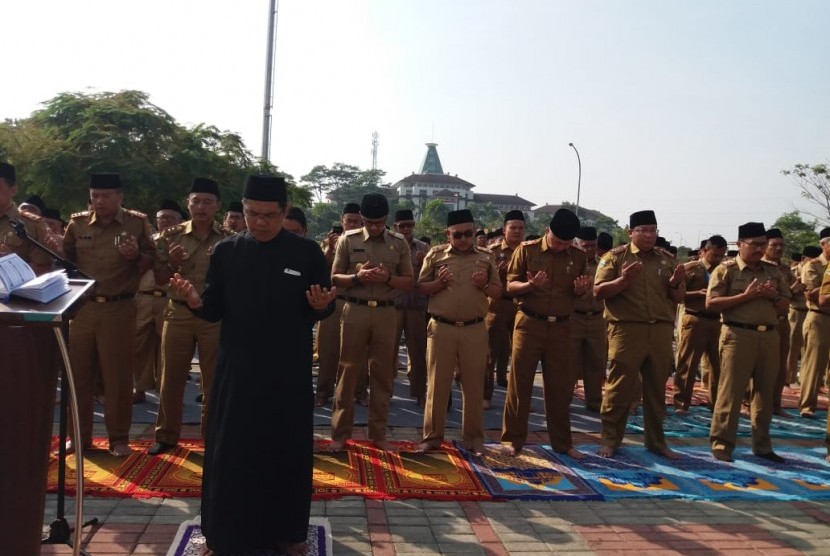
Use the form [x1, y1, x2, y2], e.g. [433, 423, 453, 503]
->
[244, 209, 282, 222]
[451, 230, 475, 239]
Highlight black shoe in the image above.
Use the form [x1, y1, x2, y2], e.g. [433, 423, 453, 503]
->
[712, 449, 733, 462]
[755, 451, 786, 464]
[195, 393, 203, 403]
[800, 411, 816, 419]
[496, 376, 508, 387]
[585, 404, 601, 413]
[148, 442, 175, 456]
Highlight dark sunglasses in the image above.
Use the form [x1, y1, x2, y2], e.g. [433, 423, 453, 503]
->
[451, 230, 475, 239]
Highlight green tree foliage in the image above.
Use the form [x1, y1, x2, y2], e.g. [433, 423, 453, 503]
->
[782, 162, 830, 226]
[300, 163, 396, 207]
[0, 90, 307, 219]
[772, 211, 820, 258]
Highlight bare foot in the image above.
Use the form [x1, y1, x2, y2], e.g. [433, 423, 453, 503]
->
[482, 399, 492, 410]
[199, 546, 215, 556]
[826, 454, 830, 463]
[373, 439, 397, 452]
[565, 447, 587, 460]
[597, 445, 616, 458]
[415, 441, 439, 453]
[285, 541, 308, 556]
[674, 408, 688, 416]
[329, 439, 346, 452]
[500, 444, 519, 457]
[652, 446, 682, 460]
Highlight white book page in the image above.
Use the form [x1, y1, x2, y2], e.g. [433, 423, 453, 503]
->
[0, 253, 36, 295]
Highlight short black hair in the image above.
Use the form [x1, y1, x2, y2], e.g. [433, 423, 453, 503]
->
[285, 206, 307, 230]
[706, 235, 728, 249]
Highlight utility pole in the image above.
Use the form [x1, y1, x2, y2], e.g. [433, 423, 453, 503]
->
[371, 132, 379, 170]
[261, 0, 280, 163]
[568, 142, 582, 218]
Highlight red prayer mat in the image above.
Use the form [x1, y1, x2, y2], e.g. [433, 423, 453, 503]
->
[46, 438, 491, 501]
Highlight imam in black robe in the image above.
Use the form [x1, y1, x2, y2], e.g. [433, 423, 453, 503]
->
[193, 229, 334, 554]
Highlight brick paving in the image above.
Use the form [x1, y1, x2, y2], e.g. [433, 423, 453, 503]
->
[41, 421, 830, 555]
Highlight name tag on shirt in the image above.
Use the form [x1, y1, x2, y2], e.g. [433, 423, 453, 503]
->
[284, 268, 301, 276]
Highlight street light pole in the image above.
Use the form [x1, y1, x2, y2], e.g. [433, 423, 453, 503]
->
[568, 143, 582, 218]
[261, 0, 280, 164]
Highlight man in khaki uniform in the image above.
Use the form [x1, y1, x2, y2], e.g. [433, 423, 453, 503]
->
[149, 179, 233, 455]
[501, 209, 590, 458]
[330, 194, 413, 451]
[64, 173, 155, 456]
[570, 226, 606, 413]
[133, 200, 184, 404]
[708, 222, 791, 463]
[315, 202, 363, 406]
[817, 267, 830, 461]
[763, 228, 800, 416]
[416, 209, 501, 454]
[392, 209, 430, 406]
[673, 235, 728, 413]
[786, 247, 814, 385]
[222, 200, 246, 233]
[594, 210, 686, 459]
[484, 210, 525, 409]
[798, 229, 830, 417]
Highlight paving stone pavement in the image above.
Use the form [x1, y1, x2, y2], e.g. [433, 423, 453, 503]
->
[41, 422, 830, 555]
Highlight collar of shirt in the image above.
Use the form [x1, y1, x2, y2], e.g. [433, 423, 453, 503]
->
[360, 227, 392, 243]
[181, 219, 224, 237]
[89, 206, 125, 226]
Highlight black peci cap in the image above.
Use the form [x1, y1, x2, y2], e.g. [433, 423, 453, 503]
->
[447, 209, 474, 226]
[90, 173, 121, 189]
[738, 222, 766, 239]
[360, 194, 389, 219]
[550, 208, 580, 241]
[243, 175, 287, 203]
[190, 177, 220, 198]
[395, 209, 414, 222]
[503, 210, 525, 223]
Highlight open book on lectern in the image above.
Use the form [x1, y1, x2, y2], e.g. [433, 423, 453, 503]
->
[0, 253, 70, 303]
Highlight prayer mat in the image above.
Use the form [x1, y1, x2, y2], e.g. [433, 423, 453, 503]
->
[315, 440, 491, 500]
[46, 438, 204, 498]
[566, 444, 830, 501]
[626, 406, 826, 438]
[454, 442, 602, 500]
[166, 516, 332, 556]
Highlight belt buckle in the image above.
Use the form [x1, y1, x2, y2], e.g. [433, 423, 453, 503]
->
[94, 296, 107, 303]
[455, 321, 464, 327]
[647, 320, 657, 324]
[757, 325, 767, 332]
[546, 316, 557, 323]
[367, 300, 378, 308]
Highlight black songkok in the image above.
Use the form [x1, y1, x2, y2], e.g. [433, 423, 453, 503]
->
[159, 199, 182, 214]
[395, 209, 414, 222]
[503, 210, 525, 223]
[550, 208, 580, 241]
[360, 194, 388, 219]
[629, 210, 657, 228]
[42, 208, 62, 221]
[227, 201, 243, 214]
[23, 194, 46, 213]
[343, 202, 361, 215]
[597, 232, 613, 250]
[191, 177, 220, 198]
[243, 175, 286, 203]
[820, 227, 830, 240]
[286, 206, 307, 229]
[90, 173, 121, 189]
[0, 162, 15, 184]
[803, 246, 821, 258]
[475, 229, 486, 238]
[447, 209, 474, 226]
[738, 222, 766, 239]
[576, 226, 597, 241]
[765, 228, 783, 239]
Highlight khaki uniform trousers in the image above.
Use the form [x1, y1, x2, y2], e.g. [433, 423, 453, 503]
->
[332, 303, 397, 442]
[134, 293, 166, 392]
[787, 308, 807, 384]
[0, 327, 59, 556]
[799, 311, 830, 413]
[69, 299, 137, 446]
[394, 307, 428, 398]
[316, 298, 345, 400]
[710, 326, 779, 456]
[673, 313, 721, 410]
[772, 318, 791, 410]
[601, 322, 673, 452]
[155, 302, 220, 444]
[484, 299, 516, 400]
[569, 313, 607, 410]
[423, 319, 487, 450]
[502, 312, 575, 453]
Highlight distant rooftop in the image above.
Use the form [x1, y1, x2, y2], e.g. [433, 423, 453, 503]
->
[420, 143, 444, 174]
[473, 193, 535, 207]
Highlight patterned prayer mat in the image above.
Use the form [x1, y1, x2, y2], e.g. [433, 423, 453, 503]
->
[47, 438, 490, 500]
[626, 406, 827, 438]
[166, 517, 332, 556]
[454, 442, 602, 500]
[563, 444, 830, 501]
[46, 438, 204, 498]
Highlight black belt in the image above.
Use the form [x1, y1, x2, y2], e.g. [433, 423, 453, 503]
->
[138, 290, 166, 298]
[685, 309, 719, 320]
[793, 307, 808, 312]
[430, 314, 484, 327]
[574, 309, 602, 317]
[339, 295, 394, 308]
[519, 306, 570, 323]
[724, 321, 776, 332]
[91, 293, 134, 303]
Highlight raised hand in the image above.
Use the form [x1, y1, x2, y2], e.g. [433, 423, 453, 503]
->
[621, 260, 644, 280]
[118, 234, 140, 260]
[471, 269, 488, 288]
[573, 274, 591, 295]
[670, 263, 686, 286]
[169, 273, 202, 308]
[527, 270, 549, 290]
[306, 284, 337, 310]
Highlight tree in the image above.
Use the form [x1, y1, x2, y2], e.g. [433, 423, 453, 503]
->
[772, 211, 820, 258]
[414, 199, 450, 244]
[305, 202, 343, 240]
[782, 162, 830, 226]
[0, 90, 306, 218]
[300, 163, 396, 207]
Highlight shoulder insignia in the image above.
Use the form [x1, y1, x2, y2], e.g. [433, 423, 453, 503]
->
[760, 259, 777, 267]
[473, 246, 491, 254]
[609, 245, 627, 255]
[71, 210, 91, 219]
[18, 210, 42, 222]
[161, 223, 186, 238]
[124, 208, 147, 219]
[345, 228, 362, 236]
[388, 230, 405, 240]
[429, 243, 449, 254]
[722, 259, 737, 267]
[521, 238, 541, 246]
[654, 246, 672, 257]
[569, 244, 586, 253]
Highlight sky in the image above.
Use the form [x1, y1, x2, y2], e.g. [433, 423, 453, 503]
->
[3, 0, 829, 247]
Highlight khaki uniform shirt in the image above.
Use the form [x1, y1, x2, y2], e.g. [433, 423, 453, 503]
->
[0, 203, 52, 267]
[791, 261, 808, 310]
[155, 220, 231, 299]
[508, 236, 588, 317]
[595, 243, 677, 323]
[395, 237, 430, 309]
[64, 207, 155, 296]
[803, 254, 829, 314]
[488, 239, 519, 306]
[419, 244, 500, 321]
[573, 256, 604, 313]
[818, 265, 830, 298]
[707, 256, 791, 326]
[683, 259, 718, 313]
[333, 227, 413, 302]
